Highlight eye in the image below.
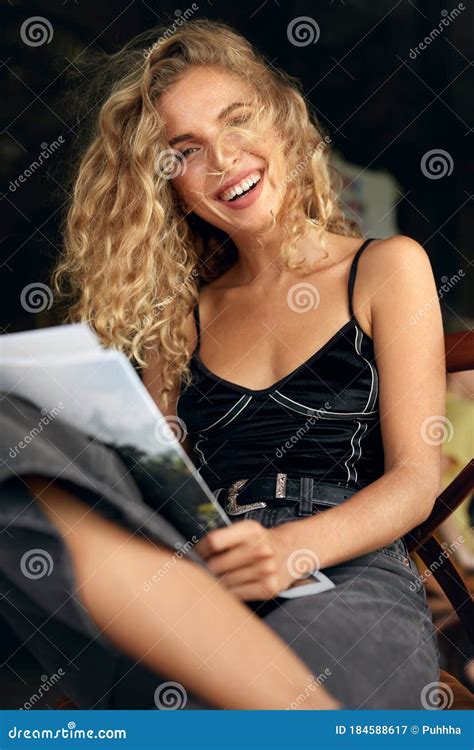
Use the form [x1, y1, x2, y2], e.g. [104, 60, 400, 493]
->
[180, 146, 199, 158]
[179, 115, 251, 158]
[228, 114, 250, 126]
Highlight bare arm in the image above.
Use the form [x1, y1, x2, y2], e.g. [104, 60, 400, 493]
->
[272, 234, 446, 568]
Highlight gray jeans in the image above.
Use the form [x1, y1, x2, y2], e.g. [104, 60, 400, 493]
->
[238, 500, 440, 709]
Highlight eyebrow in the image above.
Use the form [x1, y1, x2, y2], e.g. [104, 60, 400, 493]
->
[168, 101, 248, 148]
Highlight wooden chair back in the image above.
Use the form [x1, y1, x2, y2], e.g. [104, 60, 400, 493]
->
[404, 330, 474, 642]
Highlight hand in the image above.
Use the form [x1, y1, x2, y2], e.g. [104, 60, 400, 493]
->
[194, 519, 314, 601]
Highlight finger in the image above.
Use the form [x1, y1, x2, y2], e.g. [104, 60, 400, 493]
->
[218, 560, 277, 588]
[195, 520, 262, 559]
[206, 543, 271, 576]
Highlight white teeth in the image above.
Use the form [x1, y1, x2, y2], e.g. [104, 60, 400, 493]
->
[218, 171, 262, 201]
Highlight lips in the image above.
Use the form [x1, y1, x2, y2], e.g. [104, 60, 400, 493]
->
[214, 168, 264, 201]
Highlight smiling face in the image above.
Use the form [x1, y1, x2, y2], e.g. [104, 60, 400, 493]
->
[159, 66, 287, 235]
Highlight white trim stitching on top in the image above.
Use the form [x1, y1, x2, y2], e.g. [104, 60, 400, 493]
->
[193, 435, 208, 467]
[355, 325, 378, 413]
[193, 395, 253, 469]
[199, 394, 253, 432]
[344, 325, 378, 482]
[344, 419, 368, 483]
[269, 390, 378, 418]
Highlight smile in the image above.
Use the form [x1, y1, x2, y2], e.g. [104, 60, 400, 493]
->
[215, 169, 265, 210]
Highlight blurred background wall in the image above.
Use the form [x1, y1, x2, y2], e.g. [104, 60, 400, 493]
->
[2, 0, 473, 336]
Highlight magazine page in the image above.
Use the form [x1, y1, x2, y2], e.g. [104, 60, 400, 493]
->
[1, 321, 103, 357]
[1, 324, 230, 541]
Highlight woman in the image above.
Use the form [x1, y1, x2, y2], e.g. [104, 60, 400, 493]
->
[1, 19, 444, 709]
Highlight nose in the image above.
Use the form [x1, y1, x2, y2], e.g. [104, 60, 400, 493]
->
[206, 152, 241, 198]
[206, 133, 241, 176]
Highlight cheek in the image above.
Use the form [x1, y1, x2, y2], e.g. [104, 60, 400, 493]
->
[171, 182, 190, 211]
[263, 133, 286, 178]
[173, 171, 205, 209]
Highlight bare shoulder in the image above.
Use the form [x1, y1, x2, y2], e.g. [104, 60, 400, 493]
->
[361, 234, 432, 278]
[360, 234, 443, 350]
[359, 234, 434, 308]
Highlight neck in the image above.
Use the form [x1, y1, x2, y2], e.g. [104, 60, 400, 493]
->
[228, 221, 329, 286]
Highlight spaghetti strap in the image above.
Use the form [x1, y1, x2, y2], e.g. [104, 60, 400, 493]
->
[193, 303, 201, 346]
[348, 237, 377, 318]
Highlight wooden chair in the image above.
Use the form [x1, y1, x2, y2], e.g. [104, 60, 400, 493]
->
[404, 329, 474, 708]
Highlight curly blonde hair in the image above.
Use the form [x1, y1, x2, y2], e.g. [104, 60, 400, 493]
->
[51, 18, 361, 411]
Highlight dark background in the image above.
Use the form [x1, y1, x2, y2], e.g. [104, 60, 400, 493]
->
[2, 0, 473, 335]
[1, 0, 473, 707]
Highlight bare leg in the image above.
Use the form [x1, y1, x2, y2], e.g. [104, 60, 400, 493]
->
[23, 474, 340, 710]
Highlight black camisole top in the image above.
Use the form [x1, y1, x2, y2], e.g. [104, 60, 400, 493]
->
[176, 237, 385, 494]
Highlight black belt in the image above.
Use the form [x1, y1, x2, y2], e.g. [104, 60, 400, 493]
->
[214, 474, 358, 517]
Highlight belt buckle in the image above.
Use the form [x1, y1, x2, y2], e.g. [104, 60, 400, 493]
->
[225, 478, 267, 516]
